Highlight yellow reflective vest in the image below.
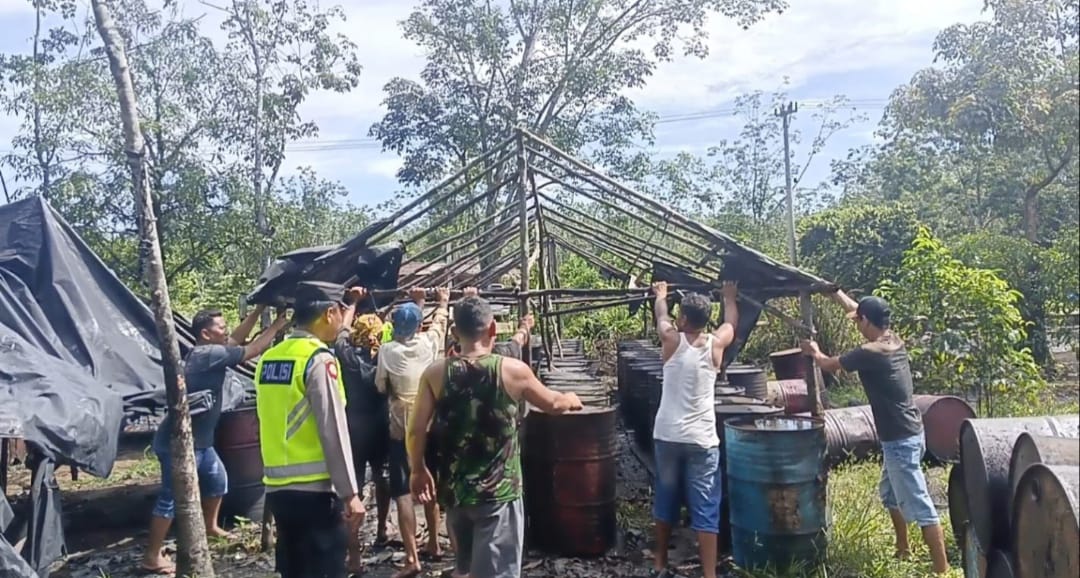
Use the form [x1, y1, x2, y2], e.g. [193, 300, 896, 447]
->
[254, 335, 346, 487]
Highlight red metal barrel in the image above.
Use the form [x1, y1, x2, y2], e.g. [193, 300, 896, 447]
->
[961, 416, 1080, 551]
[214, 406, 265, 527]
[1011, 463, 1079, 578]
[768, 348, 806, 380]
[523, 405, 617, 557]
[765, 379, 809, 414]
[915, 395, 977, 463]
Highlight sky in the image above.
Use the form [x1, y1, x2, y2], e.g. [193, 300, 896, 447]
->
[0, 0, 989, 209]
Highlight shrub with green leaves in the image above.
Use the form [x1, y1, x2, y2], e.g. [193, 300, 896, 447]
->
[877, 227, 1045, 416]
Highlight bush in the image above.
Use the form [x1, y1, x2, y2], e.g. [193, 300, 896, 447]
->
[877, 227, 1045, 416]
[798, 203, 921, 295]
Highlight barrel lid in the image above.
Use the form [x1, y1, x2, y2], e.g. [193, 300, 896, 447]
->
[714, 403, 778, 414]
[527, 404, 615, 416]
[725, 366, 763, 375]
[715, 396, 766, 406]
[725, 415, 824, 431]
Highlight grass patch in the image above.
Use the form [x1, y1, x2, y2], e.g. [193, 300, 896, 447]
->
[735, 461, 962, 578]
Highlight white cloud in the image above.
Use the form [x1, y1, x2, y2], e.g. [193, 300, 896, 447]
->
[626, 0, 987, 109]
[0, 0, 991, 202]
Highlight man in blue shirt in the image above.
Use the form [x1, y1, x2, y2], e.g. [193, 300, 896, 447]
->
[141, 304, 289, 574]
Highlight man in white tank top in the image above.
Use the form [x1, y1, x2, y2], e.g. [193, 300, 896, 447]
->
[649, 281, 738, 578]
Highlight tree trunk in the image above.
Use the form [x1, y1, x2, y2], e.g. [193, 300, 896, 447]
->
[90, 2, 216, 577]
[1023, 187, 1039, 243]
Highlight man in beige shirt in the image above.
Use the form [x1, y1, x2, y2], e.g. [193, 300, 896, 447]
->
[376, 286, 449, 578]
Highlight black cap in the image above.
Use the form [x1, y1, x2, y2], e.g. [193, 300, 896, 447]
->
[850, 296, 891, 328]
[294, 281, 346, 307]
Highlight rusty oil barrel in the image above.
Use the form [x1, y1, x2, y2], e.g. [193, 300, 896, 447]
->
[523, 405, 617, 557]
[823, 405, 879, 466]
[214, 405, 265, 527]
[769, 348, 807, 380]
[915, 395, 977, 463]
[1011, 463, 1079, 578]
[714, 402, 785, 552]
[961, 416, 1080, 551]
[725, 415, 828, 571]
[724, 366, 768, 401]
[987, 551, 1016, 578]
[964, 526, 989, 578]
[948, 464, 969, 545]
[1008, 433, 1080, 501]
[765, 379, 809, 414]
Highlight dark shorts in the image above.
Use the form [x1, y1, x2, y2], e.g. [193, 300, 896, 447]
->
[348, 411, 389, 489]
[267, 490, 347, 578]
[388, 439, 440, 499]
[152, 447, 228, 519]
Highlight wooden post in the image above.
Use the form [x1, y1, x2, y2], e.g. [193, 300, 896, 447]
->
[516, 129, 531, 367]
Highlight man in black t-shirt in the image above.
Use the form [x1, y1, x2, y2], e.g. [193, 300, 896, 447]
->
[802, 292, 949, 574]
[141, 305, 289, 575]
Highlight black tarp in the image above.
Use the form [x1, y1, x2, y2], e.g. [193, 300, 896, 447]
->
[649, 262, 765, 368]
[246, 219, 404, 313]
[0, 196, 252, 420]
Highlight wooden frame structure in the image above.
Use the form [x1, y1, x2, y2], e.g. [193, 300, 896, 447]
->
[366, 128, 835, 415]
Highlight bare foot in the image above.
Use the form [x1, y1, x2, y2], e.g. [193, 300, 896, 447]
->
[206, 526, 231, 539]
[893, 549, 911, 560]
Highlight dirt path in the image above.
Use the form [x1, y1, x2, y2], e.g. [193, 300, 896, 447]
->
[40, 427, 709, 578]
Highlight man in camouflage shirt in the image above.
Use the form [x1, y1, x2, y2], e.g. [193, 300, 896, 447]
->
[407, 293, 583, 578]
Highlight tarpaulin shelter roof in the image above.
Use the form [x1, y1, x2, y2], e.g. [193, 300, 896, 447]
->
[358, 128, 836, 366]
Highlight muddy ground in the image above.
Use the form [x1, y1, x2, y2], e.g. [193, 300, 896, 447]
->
[9, 422, 704, 578]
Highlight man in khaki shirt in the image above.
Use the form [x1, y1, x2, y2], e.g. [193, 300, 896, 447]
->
[376, 286, 449, 578]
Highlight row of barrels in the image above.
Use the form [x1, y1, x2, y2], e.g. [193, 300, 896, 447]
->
[948, 416, 1080, 578]
[523, 339, 618, 558]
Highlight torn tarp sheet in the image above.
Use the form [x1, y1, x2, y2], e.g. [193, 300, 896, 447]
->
[246, 219, 404, 313]
[0, 196, 252, 421]
[650, 262, 763, 368]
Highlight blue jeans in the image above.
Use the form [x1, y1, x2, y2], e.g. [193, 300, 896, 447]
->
[153, 446, 229, 519]
[880, 433, 939, 527]
[652, 440, 722, 533]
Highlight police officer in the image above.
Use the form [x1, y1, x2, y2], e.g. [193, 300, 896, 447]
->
[256, 281, 365, 578]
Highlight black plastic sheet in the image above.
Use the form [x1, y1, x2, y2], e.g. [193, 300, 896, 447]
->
[0, 196, 252, 421]
[246, 220, 404, 314]
[649, 261, 766, 368]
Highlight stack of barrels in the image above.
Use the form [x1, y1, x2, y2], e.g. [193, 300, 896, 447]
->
[821, 395, 977, 466]
[523, 339, 617, 558]
[949, 415, 1080, 578]
[616, 340, 799, 558]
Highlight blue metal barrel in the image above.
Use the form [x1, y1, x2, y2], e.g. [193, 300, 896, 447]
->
[725, 415, 828, 572]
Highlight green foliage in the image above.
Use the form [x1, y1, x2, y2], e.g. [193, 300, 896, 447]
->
[877, 227, 1045, 416]
[556, 254, 641, 344]
[840, 0, 1079, 242]
[798, 203, 921, 294]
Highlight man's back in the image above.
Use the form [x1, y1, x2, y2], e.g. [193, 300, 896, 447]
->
[654, 333, 720, 447]
[839, 333, 922, 442]
[432, 354, 522, 508]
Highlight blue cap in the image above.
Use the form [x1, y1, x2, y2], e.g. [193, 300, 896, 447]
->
[391, 303, 422, 339]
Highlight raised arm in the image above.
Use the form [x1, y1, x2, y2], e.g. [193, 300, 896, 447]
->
[652, 281, 679, 356]
[240, 309, 290, 362]
[501, 357, 583, 414]
[831, 289, 859, 315]
[713, 281, 739, 347]
[510, 314, 534, 348]
[228, 304, 265, 346]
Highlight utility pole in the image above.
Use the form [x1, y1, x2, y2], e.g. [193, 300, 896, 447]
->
[775, 102, 825, 418]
